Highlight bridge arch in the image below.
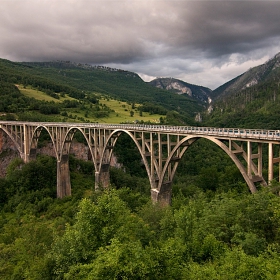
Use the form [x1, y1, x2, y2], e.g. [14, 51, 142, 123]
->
[0, 126, 21, 155]
[99, 129, 152, 187]
[100, 131, 262, 204]
[60, 127, 96, 168]
[29, 125, 59, 160]
[1, 121, 278, 204]
[158, 135, 260, 198]
[55, 127, 99, 198]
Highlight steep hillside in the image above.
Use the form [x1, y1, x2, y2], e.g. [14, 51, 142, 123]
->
[149, 77, 212, 104]
[203, 53, 280, 129]
[212, 52, 280, 99]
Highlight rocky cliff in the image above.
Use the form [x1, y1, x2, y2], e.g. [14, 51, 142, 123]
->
[149, 77, 212, 103]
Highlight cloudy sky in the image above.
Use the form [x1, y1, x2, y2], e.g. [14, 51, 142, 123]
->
[1, 0, 280, 89]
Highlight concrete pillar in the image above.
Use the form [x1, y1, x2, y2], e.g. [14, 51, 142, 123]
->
[23, 124, 30, 163]
[151, 182, 172, 205]
[29, 148, 37, 161]
[57, 154, 71, 198]
[279, 149, 280, 183]
[95, 163, 110, 190]
[258, 143, 263, 176]
[95, 171, 100, 190]
[268, 142, 274, 183]
[247, 141, 252, 178]
[150, 133, 154, 183]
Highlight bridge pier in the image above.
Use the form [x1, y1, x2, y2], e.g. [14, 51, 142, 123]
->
[95, 163, 110, 189]
[151, 182, 172, 205]
[20, 148, 37, 164]
[57, 155, 71, 198]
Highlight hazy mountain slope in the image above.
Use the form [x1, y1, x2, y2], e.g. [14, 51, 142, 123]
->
[212, 52, 280, 100]
[210, 75, 242, 100]
[203, 53, 280, 129]
[149, 77, 212, 103]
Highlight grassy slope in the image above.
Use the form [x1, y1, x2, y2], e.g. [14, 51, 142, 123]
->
[18, 84, 164, 124]
[17, 85, 75, 103]
[99, 97, 163, 123]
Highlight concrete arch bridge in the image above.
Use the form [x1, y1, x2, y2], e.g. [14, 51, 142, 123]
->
[0, 121, 280, 204]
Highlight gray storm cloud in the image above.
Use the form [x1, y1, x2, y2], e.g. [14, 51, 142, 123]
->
[1, 0, 280, 89]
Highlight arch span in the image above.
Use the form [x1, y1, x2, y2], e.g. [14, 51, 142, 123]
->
[0, 127, 21, 155]
[99, 129, 152, 189]
[61, 127, 96, 167]
[1, 121, 278, 204]
[58, 127, 93, 198]
[101, 131, 264, 204]
[29, 125, 59, 160]
[156, 135, 264, 201]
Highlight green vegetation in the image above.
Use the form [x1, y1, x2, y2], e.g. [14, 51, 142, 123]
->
[0, 154, 280, 279]
[0, 81, 166, 124]
[17, 84, 76, 103]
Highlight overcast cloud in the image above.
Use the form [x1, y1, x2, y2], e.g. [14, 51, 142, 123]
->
[1, 0, 280, 89]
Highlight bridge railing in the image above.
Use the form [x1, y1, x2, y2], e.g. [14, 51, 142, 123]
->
[0, 121, 279, 141]
[102, 124, 280, 140]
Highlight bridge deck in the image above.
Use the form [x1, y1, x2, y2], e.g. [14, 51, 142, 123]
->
[1, 121, 279, 142]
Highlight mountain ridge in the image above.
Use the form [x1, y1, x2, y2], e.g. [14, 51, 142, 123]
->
[148, 77, 212, 104]
[212, 52, 280, 100]
[202, 52, 280, 129]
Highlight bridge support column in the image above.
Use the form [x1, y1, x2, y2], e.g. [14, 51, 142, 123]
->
[29, 148, 37, 161]
[22, 124, 30, 163]
[151, 182, 172, 205]
[268, 142, 274, 183]
[95, 163, 110, 189]
[247, 141, 252, 178]
[20, 148, 37, 163]
[57, 155, 71, 198]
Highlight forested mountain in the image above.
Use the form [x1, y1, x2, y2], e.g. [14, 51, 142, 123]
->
[0, 58, 203, 125]
[149, 77, 212, 103]
[212, 52, 280, 100]
[146, 53, 280, 130]
[203, 52, 280, 129]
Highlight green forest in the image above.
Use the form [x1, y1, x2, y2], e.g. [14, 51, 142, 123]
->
[1, 153, 280, 279]
[1, 58, 280, 279]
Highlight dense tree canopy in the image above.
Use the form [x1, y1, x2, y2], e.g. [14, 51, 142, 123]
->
[0, 153, 280, 279]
